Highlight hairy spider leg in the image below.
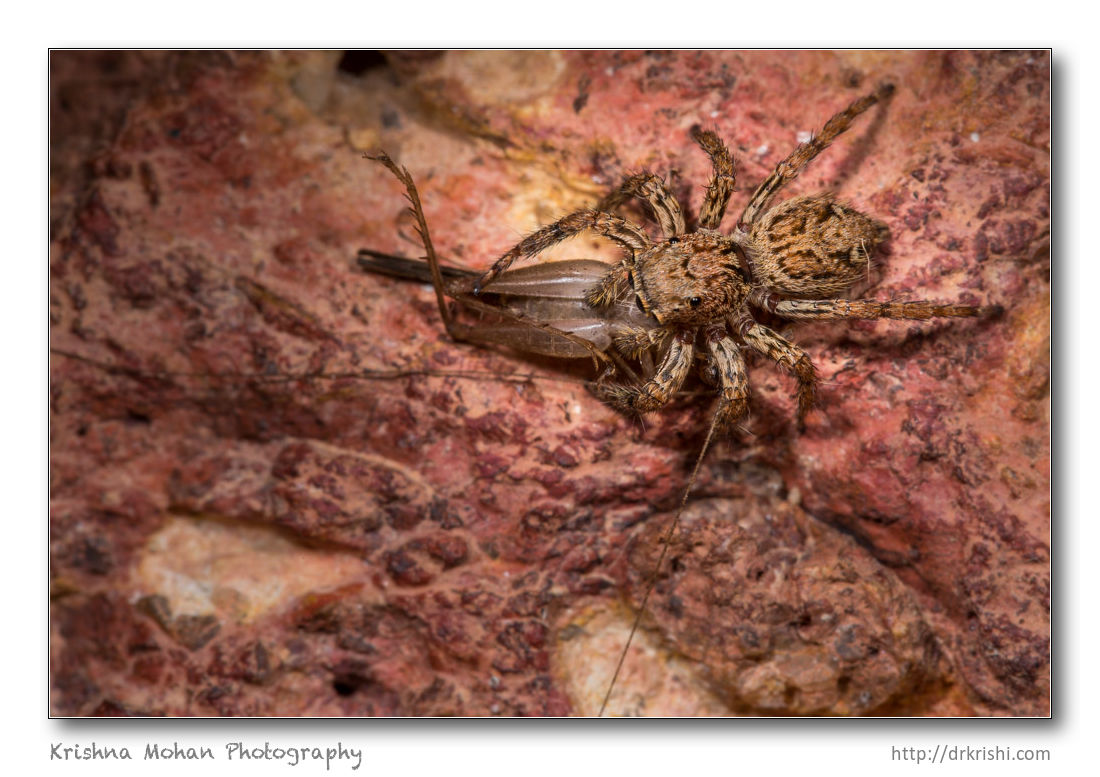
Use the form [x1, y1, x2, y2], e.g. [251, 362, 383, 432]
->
[705, 332, 750, 428]
[691, 127, 738, 231]
[771, 298, 993, 320]
[475, 209, 651, 294]
[739, 321, 817, 422]
[596, 173, 687, 238]
[597, 331, 694, 414]
[739, 83, 896, 228]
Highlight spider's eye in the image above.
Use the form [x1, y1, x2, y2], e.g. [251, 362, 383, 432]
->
[667, 237, 680, 245]
[689, 296, 702, 308]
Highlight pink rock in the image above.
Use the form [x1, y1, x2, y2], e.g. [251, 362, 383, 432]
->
[50, 50, 1048, 716]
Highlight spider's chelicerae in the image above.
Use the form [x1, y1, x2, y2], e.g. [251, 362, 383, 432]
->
[469, 82, 994, 430]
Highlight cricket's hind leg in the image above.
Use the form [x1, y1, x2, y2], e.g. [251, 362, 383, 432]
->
[369, 153, 624, 370]
[368, 152, 465, 342]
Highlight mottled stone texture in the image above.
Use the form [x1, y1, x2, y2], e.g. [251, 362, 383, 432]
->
[50, 50, 1048, 716]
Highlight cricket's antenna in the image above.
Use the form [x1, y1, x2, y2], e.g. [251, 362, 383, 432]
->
[598, 406, 722, 716]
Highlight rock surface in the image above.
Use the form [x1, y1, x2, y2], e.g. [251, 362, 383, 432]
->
[50, 50, 1048, 716]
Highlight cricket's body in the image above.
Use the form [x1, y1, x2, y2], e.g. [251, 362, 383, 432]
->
[357, 249, 658, 373]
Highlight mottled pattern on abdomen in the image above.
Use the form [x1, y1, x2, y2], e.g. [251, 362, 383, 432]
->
[748, 194, 888, 298]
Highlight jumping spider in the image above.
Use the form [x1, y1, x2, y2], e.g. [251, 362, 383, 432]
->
[467, 82, 993, 430]
[367, 82, 998, 717]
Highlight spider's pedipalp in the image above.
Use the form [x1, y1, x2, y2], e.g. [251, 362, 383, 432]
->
[476, 209, 651, 294]
[584, 262, 632, 311]
[598, 173, 686, 238]
[612, 325, 671, 360]
[739, 321, 817, 421]
[739, 83, 894, 227]
[691, 126, 737, 231]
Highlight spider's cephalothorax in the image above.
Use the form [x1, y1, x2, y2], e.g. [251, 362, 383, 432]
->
[629, 232, 752, 326]
[473, 83, 993, 428]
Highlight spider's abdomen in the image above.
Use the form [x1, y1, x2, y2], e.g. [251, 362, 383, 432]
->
[749, 194, 888, 298]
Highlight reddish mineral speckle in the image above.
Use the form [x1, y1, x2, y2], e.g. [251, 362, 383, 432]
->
[51, 50, 1047, 716]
